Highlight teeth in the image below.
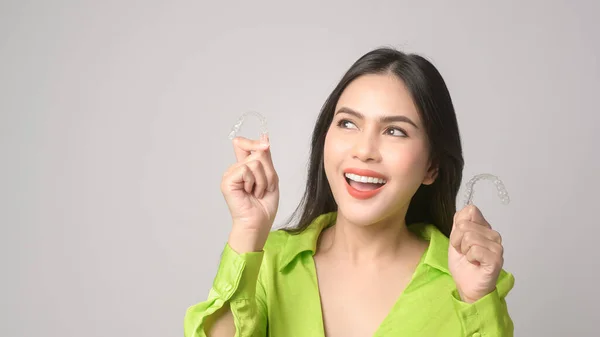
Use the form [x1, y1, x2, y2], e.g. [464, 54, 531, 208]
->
[344, 173, 387, 184]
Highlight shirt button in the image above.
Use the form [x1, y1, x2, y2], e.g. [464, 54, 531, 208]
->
[224, 284, 233, 292]
[472, 333, 481, 337]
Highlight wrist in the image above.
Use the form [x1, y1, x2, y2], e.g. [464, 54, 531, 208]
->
[457, 287, 496, 304]
[228, 228, 268, 254]
[457, 290, 478, 304]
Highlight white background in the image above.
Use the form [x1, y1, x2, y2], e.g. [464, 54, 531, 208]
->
[1, 0, 598, 336]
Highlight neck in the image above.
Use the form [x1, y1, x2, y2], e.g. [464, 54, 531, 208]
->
[319, 210, 420, 265]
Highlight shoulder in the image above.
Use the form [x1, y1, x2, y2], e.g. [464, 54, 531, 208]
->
[256, 228, 296, 272]
[263, 228, 292, 253]
[260, 212, 335, 270]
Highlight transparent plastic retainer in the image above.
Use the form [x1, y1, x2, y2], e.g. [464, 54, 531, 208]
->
[463, 173, 510, 207]
[228, 111, 269, 145]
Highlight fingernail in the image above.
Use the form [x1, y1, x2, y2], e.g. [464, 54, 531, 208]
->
[259, 134, 270, 147]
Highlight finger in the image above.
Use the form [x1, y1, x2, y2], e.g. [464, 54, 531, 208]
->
[246, 160, 268, 198]
[454, 205, 490, 228]
[222, 163, 254, 194]
[241, 165, 255, 194]
[460, 231, 504, 257]
[256, 154, 278, 193]
[468, 205, 490, 228]
[465, 245, 503, 269]
[453, 204, 469, 223]
[241, 146, 277, 193]
[233, 137, 270, 162]
[242, 145, 274, 167]
[450, 220, 502, 252]
[458, 220, 502, 243]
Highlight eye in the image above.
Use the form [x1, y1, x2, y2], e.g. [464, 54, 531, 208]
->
[385, 127, 407, 137]
[337, 119, 358, 130]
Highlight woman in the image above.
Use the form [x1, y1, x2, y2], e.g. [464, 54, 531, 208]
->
[184, 47, 515, 337]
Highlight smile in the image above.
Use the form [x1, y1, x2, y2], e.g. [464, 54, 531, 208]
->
[343, 168, 388, 200]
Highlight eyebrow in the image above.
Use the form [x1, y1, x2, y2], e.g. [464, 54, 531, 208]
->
[335, 107, 419, 129]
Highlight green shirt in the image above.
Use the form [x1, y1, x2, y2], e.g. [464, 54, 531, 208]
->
[184, 212, 515, 337]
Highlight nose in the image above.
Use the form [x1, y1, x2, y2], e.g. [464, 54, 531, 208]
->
[351, 131, 382, 163]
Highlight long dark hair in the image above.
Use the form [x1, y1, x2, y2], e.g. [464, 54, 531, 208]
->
[284, 47, 464, 237]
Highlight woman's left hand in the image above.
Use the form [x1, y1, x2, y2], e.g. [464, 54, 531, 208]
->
[448, 205, 504, 303]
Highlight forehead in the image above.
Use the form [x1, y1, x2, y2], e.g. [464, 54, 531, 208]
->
[336, 73, 420, 122]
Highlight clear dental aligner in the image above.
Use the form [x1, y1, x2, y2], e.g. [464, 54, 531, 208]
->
[463, 173, 510, 207]
[228, 111, 269, 143]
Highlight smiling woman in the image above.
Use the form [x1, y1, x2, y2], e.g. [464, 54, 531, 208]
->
[184, 47, 515, 337]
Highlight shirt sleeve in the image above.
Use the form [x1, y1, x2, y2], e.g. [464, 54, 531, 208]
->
[184, 243, 268, 337]
[451, 270, 515, 337]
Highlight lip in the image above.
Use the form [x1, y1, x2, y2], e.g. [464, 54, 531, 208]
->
[343, 168, 388, 200]
[343, 168, 388, 180]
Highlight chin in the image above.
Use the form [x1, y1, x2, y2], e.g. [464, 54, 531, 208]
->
[336, 202, 398, 227]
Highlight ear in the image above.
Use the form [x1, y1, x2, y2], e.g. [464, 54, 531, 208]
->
[422, 165, 438, 186]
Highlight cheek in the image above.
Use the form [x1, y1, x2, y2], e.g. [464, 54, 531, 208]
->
[323, 130, 350, 183]
[325, 129, 350, 151]
[383, 143, 430, 176]
[323, 131, 337, 183]
[324, 130, 347, 165]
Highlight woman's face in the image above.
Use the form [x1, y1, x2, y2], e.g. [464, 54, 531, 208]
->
[323, 73, 437, 226]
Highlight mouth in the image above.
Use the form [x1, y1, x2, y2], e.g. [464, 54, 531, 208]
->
[343, 168, 388, 200]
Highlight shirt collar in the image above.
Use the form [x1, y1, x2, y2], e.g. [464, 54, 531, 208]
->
[278, 211, 450, 275]
[410, 222, 450, 274]
[278, 212, 336, 271]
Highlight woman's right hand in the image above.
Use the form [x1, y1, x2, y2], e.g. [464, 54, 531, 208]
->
[221, 136, 279, 253]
